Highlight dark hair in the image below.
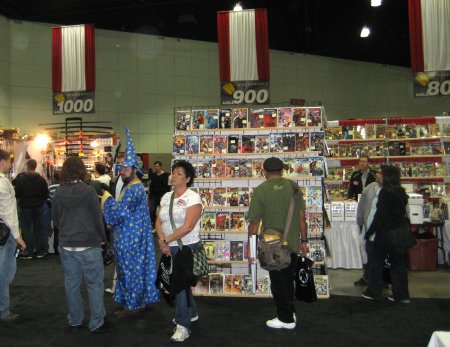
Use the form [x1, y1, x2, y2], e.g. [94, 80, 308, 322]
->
[154, 161, 162, 166]
[0, 149, 10, 161]
[53, 170, 60, 182]
[95, 163, 106, 175]
[359, 155, 370, 162]
[27, 159, 37, 170]
[381, 165, 401, 188]
[172, 160, 195, 187]
[60, 156, 87, 184]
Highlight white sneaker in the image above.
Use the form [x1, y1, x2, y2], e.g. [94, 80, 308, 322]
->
[266, 318, 296, 329]
[293, 313, 296, 323]
[172, 315, 199, 325]
[171, 324, 190, 342]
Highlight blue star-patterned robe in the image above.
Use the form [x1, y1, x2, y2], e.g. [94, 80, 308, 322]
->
[103, 180, 159, 310]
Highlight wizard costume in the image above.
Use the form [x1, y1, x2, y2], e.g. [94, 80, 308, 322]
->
[101, 126, 159, 310]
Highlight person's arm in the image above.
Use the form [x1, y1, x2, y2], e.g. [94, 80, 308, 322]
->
[164, 204, 202, 243]
[299, 210, 308, 255]
[356, 189, 369, 229]
[0, 179, 25, 249]
[366, 189, 388, 237]
[155, 213, 170, 255]
[347, 172, 356, 200]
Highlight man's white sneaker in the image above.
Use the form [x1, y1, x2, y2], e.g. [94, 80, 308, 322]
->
[172, 315, 199, 325]
[171, 325, 190, 342]
[266, 318, 296, 329]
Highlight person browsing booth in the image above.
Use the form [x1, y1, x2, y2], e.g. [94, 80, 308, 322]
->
[347, 155, 376, 201]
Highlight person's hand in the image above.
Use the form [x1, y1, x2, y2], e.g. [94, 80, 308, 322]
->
[158, 239, 171, 255]
[16, 237, 26, 250]
[90, 181, 108, 196]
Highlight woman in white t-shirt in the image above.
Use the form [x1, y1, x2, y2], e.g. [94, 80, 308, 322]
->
[155, 160, 202, 343]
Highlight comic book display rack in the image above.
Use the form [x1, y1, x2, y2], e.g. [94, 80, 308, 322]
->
[172, 105, 330, 298]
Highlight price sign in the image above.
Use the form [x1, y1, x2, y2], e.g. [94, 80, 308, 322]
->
[414, 71, 450, 97]
[220, 80, 270, 105]
[53, 91, 95, 114]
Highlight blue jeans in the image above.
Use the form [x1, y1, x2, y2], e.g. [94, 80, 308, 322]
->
[19, 204, 48, 253]
[171, 243, 199, 330]
[0, 234, 17, 319]
[59, 247, 105, 331]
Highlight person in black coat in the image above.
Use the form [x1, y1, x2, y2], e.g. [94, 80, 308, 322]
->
[347, 155, 377, 201]
[361, 165, 411, 303]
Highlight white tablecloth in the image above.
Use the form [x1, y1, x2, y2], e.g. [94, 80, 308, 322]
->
[428, 331, 450, 347]
[325, 221, 363, 269]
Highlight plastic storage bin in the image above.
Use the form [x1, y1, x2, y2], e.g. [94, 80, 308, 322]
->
[407, 238, 438, 270]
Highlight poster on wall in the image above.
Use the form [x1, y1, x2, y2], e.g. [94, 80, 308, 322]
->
[220, 80, 270, 105]
[52, 91, 95, 115]
[413, 71, 450, 97]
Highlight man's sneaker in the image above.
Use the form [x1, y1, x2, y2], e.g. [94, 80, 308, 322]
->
[171, 324, 190, 342]
[354, 278, 369, 286]
[387, 295, 411, 304]
[361, 291, 376, 300]
[172, 315, 199, 325]
[266, 318, 296, 330]
[35, 252, 47, 259]
[0, 313, 19, 322]
[18, 250, 33, 260]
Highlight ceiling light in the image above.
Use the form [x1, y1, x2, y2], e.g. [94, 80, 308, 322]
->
[360, 26, 371, 38]
[233, 2, 243, 11]
[371, 0, 382, 7]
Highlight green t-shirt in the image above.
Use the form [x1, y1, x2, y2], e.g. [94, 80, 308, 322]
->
[248, 177, 305, 253]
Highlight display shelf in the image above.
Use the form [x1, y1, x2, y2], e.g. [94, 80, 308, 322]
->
[325, 138, 386, 144]
[385, 137, 442, 142]
[174, 151, 322, 157]
[208, 260, 248, 265]
[174, 126, 323, 134]
[204, 206, 248, 211]
[387, 155, 446, 159]
[193, 293, 272, 298]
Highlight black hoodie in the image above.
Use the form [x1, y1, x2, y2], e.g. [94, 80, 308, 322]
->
[52, 182, 106, 248]
[366, 186, 409, 240]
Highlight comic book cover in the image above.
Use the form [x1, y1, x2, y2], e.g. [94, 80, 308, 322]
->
[255, 135, 270, 154]
[230, 241, 244, 261]
[294, 158, 310, 176]
[215, 240, 230, 261]
[438, 124, 449, 136]
[216, 212, 230, 232]
[242, 274, 253, 295]
[263, 108, 278, 128]
[204, 109, 219, 129]
[214, 135, 228, 155]
[186, 135, 199, 154]
[416, 124, 429, 138]
[173, 135, 186, 154]
[314, 275, 330, 298]
[306, 186, 323, 208]
[252, 159, 264, 178]
[384, 125, 395, 139]
[249, 109, 265, 129]
[310, 132, 325, 154]
[431, 142, 444, 155]
[241, 135, 255, 153]
[199, 187, 212, 206]
[282, 133, 296, 152]
[269, 133, 283, 153]
[308, 239, 325, 262]
[342, 125, 354, 139]
[309, 157, 324, 177]
[388, 141, 406, 156]
[219, 109, 232, 129]
[324, 127, 342, 140]
[212, 159, 226, 178]
[192, 275, 209, 294]
[307, 107, 322, 127]
[232, 108, 248, 129]
[212, 187, 227, 206]
[197, 160, 212, 178]
[282, 159, 296, 177]
[295, 132, 310, 152]
[444, 142, 450, 155]
[209, 273, 224, 294]
[175, 110, 190, 130]
[227, 188, 240, 207]
[238, 159, 252, 178]
[226, 159, 240, 178]
[224, 274, 243, 295]
[238, 187, 250, 207]
[255, 276, 270, 295]
[308, 211, 323, 236]
[292, 107, 307, 127]
[230, 212, 245, 232]
[191, 109, 206, 129]
[277, 107, 293, 127]
[404, 123, 416, 138]
[365, 124, 376, 139]
[199, 135, 214, 154]
[204, 241, 216, 260]
[201, 212, 216, 233]
[243, 241, 249, 260]
[228, 135, 240, 154]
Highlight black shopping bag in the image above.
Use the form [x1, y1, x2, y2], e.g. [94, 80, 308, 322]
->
[155, 254, 174, 306]
[382, 256, 391, 285]
[295, 257, 317, 303]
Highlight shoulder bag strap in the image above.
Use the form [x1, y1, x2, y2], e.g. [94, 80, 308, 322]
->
[282, 180, 297, 243]
[169, 192, 183, 249]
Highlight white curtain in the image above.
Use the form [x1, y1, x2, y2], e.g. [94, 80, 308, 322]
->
[62, 25, 86, 92]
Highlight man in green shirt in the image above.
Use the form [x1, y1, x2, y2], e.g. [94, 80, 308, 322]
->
[248, 157, 307, 330]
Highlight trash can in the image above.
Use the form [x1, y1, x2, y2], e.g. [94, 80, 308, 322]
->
[407, 238, 438, 270]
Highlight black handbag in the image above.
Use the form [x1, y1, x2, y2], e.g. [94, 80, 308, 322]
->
[102, 243, 114, 266]
[155, 254, 174, 306]
[295, 257, 317, 303]
[0, 218, 11, 246]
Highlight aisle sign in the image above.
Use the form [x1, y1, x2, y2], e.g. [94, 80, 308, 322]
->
[414, 71, 450, 97]
[53, 91, 95, 115]
[220, 80, 270, 105]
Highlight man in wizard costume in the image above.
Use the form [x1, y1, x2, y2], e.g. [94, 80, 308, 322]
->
[99, 126, 159, 317]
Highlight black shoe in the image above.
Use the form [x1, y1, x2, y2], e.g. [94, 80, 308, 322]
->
[18, 250, 33, 260]
[67, 325, 82, 332]
[361, 291, 376, 300]
[35, 252, 48, 259]
[91, 320, 115, 334]
[354, 278, 369, 286]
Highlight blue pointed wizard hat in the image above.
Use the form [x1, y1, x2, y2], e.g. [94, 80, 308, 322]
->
[123, 126, 141, 173]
